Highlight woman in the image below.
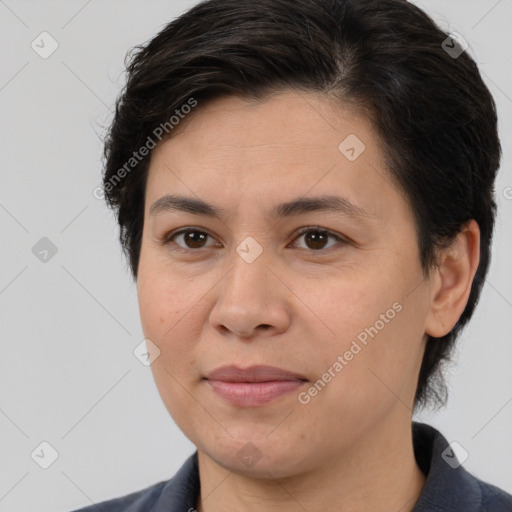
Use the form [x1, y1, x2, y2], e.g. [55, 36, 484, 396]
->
[72, 0, 512, 510]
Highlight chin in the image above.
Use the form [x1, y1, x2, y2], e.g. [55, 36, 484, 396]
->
[197, 432, 313, 480]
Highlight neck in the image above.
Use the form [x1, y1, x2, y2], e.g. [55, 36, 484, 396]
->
[196, 415, 426, 512]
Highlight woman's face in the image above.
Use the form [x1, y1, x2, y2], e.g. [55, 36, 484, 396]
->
[137, 90, 432, 477]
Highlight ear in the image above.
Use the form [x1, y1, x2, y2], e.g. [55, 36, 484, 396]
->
[425, 220, 481, 338]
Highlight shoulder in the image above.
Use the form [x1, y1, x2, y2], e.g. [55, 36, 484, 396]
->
[478, 479, 512, 512]
[68, 451, 200, 512]
[69, 480, 168, 512]
[412, 422, 512, 512]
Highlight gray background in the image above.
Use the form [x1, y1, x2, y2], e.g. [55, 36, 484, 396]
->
[0, 1, 511, 510]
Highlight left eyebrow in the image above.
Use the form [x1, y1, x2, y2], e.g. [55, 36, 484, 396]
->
[273, 195, 374, 219]
[149, 194, 374, 220]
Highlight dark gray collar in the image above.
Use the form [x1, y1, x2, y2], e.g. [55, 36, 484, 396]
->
[411, 422, 482, 511]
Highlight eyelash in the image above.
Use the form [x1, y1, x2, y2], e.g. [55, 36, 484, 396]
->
[162, 226, 347, 253]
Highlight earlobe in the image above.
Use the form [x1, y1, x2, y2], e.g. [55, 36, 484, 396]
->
[425, 220, 480, 338]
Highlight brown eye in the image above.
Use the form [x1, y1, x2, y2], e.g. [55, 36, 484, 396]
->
[304, 231, 329, 250]
[182, 231, 208, 248]
[167, 229, 218, 250]
[292, 228, 345, 251]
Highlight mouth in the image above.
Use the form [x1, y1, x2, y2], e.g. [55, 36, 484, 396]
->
[204, 365, 308, 407]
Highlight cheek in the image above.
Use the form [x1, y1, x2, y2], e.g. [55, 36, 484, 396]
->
[136, 260, 226, 394]
[137, 256, 202, 334]
[302, 276, 395, 345]
[304, 271, 425, 391]
[137, 275, 172, 339]
[137, 266, 198, 366]
[137, 269, 206, 429]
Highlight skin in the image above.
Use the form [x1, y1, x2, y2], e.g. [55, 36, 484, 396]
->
[136, 90, 480, 512]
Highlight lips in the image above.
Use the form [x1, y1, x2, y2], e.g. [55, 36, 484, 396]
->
[204, 365, 308, 406]
[205, 365, 307, 382]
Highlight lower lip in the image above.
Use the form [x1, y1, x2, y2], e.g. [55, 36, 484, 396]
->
[207, 379, 306, 406]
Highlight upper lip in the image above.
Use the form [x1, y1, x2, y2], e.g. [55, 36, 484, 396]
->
[205, 365, 307, 382]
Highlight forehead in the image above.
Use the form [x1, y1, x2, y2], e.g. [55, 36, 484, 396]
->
[144, 90, 403, 220]
[156, 91, 374, 156]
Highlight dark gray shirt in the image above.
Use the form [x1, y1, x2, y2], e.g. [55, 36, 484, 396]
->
[70, 422, 512, 511]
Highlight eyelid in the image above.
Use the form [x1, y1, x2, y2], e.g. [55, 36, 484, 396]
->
[162, 227, 220, 249]
[292, 225, 345, 240]
[290, 226, 348, 249]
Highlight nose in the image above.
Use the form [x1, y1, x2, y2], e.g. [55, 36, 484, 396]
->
[208, 250, 292, 339]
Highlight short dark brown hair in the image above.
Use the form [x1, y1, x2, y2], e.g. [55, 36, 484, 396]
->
[102, 0, 501, 410]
